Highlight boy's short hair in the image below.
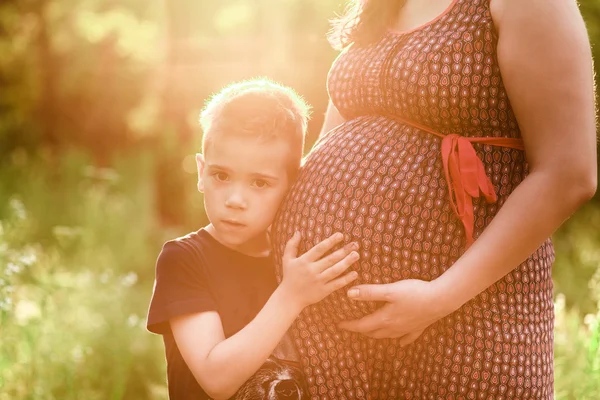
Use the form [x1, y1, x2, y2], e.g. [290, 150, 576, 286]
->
[200, 78, 311, 179]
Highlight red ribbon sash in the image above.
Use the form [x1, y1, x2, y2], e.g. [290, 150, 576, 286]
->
[387, 115, 525, 247]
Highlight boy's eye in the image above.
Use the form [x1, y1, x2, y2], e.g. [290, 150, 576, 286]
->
[214, 172, 229, 182]
[253, 180, 269, 188]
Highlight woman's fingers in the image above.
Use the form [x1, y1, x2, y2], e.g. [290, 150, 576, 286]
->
[301, 232, 344, 261]
[325, 270, 359, 292]
[365, 329, 391, 339]
[337, 308, 388, 334]
[345, 283, 393, 302]
[320, 250, 359, 281]
[361, 327, 424, 340]
[398, 330, 424, 346]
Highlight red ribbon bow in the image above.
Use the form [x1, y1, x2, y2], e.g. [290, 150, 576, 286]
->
[383, 114, 525, 247]
[440, 134, 525, 247]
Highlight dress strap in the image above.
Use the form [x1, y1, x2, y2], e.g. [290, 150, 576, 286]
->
[387, 114, 525, 247]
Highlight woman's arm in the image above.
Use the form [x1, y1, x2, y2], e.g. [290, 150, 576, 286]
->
[319, 99, 346, 139]
[434, 0, 597, 307]
[339, 0, 596, 340]
[172, 233, 359, 399]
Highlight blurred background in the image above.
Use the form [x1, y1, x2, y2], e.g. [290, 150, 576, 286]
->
[0, 0, 599, 399]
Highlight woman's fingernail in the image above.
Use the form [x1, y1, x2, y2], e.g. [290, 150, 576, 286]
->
[351, 242, 359, 250]
[347, 288, 359, 298]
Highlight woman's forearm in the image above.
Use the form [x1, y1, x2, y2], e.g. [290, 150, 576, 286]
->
[203, 288, 303, 399]
[319, 100, 346, 139]
[434, 170, 595, 310]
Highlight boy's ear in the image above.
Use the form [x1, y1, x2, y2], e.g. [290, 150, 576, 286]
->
[195, 153, 205, 193]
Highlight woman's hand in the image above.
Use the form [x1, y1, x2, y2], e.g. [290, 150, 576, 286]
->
[279, 232, 360, 311]
[337, 279, 458, 345]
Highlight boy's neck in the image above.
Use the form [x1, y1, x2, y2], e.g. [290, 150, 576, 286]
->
[204, 224, 271, 258]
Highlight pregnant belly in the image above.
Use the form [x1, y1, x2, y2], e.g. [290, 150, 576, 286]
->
[271, 116, 466, 320]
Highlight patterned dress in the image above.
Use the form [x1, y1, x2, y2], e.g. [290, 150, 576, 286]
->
[272, 0, 555, 398]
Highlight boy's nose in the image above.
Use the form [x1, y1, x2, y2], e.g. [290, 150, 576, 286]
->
[225, 191, 247, 209]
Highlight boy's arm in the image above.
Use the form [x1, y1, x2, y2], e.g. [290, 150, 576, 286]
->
[171, 287, 301, 400]
[171, 232, 359, 400]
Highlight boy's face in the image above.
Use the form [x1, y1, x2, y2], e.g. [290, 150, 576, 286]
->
[196, 135, 295, 255]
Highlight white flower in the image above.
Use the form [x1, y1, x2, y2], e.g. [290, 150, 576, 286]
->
[18, 251, 37, 266]
[71, 345, 84, 363]
[9, 198, 27, 220]
[583, 313, 598, 330]
[0, 297, 13, 311]
[554, 293, 566, 312]
[100, 272, 111, 284]
[5, 262, 21, 276]
[127, 314, 141, 327]
[121, 272, 138, 287]
[15, 299, 42, 325]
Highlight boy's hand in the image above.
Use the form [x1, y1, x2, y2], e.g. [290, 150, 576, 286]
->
[279, 232, 359, 310]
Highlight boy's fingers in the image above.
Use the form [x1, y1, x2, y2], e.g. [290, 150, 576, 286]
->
[326, 270, 359, 292]
[302, 232, 344, 262]
[282, 232, 301, 260]
[319, 251, 359, 281]
[314, 242, 358, 272]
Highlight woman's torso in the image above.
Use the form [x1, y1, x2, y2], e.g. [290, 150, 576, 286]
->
[271, 0, 554, 397]
[275, 0, 540, 298]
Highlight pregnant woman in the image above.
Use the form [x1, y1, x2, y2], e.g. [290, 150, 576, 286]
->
[272, 0, 597, 398]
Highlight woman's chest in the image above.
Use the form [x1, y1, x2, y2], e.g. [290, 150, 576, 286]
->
[328, 3, 511, 134]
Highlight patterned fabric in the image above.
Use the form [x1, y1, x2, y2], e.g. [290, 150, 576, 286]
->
[272, 0, 555, 398]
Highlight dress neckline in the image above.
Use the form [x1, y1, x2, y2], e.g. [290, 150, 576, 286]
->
[388, 0, 459, 36]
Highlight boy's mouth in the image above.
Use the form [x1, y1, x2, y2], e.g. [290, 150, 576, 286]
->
[221, 219, 246, 229]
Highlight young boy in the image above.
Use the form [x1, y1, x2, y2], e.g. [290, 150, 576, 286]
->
[146, 79, 359, 400]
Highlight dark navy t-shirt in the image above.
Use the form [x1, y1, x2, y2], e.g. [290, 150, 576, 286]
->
[147, 229, 278, 399]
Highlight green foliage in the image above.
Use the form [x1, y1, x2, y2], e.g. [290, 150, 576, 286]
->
[553, 201, 600, 314]
[554, 294, 600, 399]
[0, 152, 167, 399]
